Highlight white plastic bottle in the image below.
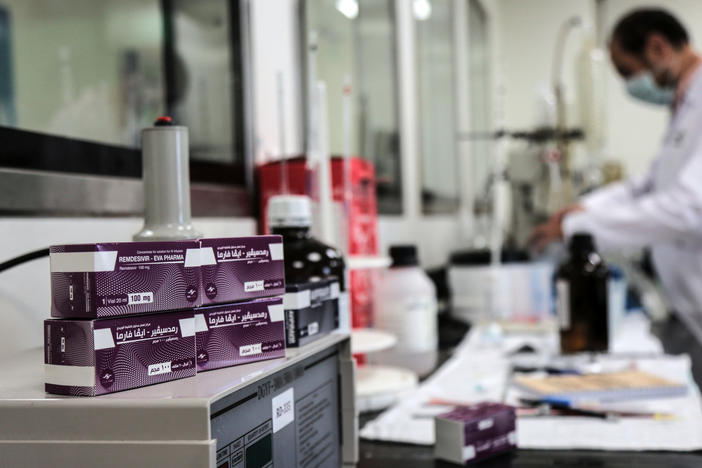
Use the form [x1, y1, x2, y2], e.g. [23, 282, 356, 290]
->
[371, 245, 438, 377]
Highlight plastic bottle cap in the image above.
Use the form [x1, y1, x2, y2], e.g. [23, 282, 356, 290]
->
[570, 232, 596, 253]
[268, 195, 313, 228]
[154, 116, 173, 126]
[389, 245, 419, 267]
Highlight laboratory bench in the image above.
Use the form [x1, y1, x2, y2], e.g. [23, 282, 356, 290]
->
[357, 314, 702, 467]
[0, 333, 357, 467]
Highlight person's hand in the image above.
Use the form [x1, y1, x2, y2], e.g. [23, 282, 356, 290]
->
[529, 204, 584, 252]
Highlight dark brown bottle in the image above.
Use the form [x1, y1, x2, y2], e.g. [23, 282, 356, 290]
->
[556, 233, 609, 353]
[268, 195, 346, 290]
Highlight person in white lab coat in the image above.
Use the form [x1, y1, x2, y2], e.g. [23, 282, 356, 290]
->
[532, 9, 702, 332]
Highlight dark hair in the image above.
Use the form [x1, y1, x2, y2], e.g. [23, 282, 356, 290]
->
[612, 8, 689, 55]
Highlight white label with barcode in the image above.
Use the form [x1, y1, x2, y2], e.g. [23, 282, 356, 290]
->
[272, 388, 295, 433]
[478, 418, 493, 430]
[556, 280, 570, 329]
[462, 445, 476, 461]
[308, 322, 319, 336]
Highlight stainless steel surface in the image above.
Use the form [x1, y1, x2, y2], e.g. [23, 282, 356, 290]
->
[135, 125, 202, 240]
[0, 168, 251, 217]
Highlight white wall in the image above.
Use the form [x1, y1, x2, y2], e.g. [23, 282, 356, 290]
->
[496, 0, 592, 130]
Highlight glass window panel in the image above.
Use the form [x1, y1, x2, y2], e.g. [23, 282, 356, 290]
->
[303, 0, 402, 214]
[305, 0, 358, 156]
[356, 0, 402, 214]
[2, 0, 164, 146]
[467, 0, 491, 207]
[168, 0, 242, 166]
[0, 0, 246, 184]
[417, 0, 459, 214]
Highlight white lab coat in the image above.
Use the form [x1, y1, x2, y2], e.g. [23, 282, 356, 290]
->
[563, 68, 702, 324]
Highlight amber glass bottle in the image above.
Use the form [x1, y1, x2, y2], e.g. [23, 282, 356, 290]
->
[268, 195, 345, 290]
[556, 233, 609, 353]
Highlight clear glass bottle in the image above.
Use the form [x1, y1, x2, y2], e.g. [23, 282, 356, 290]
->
[556, 233, 609, 353]
[371, 245, 438, 376]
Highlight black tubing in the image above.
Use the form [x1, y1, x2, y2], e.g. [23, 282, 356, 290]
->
[0, 248, 50, 273]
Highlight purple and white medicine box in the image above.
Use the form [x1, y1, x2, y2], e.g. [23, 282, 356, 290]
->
[434, 402, 516, 465]
[194, 296, 286, 371]
[44, 310, 196, 396]
[199, 236, 285, 305]
[50, 241, 201, 318]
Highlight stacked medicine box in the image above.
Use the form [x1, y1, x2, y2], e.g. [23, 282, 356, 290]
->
[283, 278, 341, 348]
[44, 236, 286, 396]
[194, 237, 286, 371]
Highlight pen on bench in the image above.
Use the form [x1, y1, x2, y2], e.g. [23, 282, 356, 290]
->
[511, 365, 582, 375]
[518, 397, 675, 420]
[519, 397, 614, 420]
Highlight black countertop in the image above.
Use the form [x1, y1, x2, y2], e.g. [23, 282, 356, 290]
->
[358, 315, 702, 467]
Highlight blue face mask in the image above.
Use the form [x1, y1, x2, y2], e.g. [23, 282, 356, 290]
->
[626, 72, 675, 106]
